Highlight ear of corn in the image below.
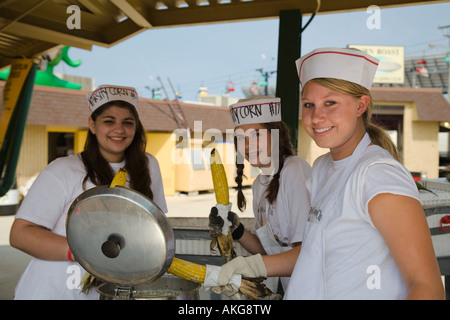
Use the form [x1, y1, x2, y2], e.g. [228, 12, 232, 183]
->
[210, 149, 229, 205]
[209, 148, 236, 261]
[110, 168, 127, 188]
[168, 257, 207, 283]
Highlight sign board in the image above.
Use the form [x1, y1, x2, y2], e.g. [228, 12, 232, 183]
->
[348, 45, 404, 84]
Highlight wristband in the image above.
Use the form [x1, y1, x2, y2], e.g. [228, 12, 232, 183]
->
[67, 248, 75, 262]
[232, 223, 245, 240]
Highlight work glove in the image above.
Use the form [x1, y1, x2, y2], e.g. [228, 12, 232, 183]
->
[208, 205, 240, 238]
[207, 256, 276, 300]
[204, 264, 242, 300]
[217, 254, 268, 287]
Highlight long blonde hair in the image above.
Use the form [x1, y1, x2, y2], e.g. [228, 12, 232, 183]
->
[306, 78, 400, 162]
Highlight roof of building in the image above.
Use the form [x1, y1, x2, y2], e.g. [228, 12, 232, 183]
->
[371, 86, 450, 121]
[0, 81, 234, 132]
[1, 82, 449, 131]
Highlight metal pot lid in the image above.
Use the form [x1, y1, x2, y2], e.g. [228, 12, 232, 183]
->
[66, 185, 175, 287]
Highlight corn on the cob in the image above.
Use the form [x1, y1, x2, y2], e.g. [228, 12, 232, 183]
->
[168, 257, 206, 283]
[110, 168, 127, 188]
[210, 149, 236, 262]
[210, 148, 229, 205]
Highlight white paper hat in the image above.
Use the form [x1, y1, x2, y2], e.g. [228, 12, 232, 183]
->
[229, 97, 281, 127]
[86, 84, 139, 113]
[295, 47, 379, 90]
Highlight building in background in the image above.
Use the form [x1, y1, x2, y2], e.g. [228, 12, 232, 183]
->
[2, 47, 449, 198]
[0, 82, 257, 198]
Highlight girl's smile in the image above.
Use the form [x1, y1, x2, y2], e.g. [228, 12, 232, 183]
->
[313, 126, 334, 135]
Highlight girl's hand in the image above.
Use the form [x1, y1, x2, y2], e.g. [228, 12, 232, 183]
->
[217, 254, 267, 286]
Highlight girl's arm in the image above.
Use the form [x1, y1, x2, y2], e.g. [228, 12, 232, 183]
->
[237, 229, 266, 255]
[10, 218, 73, 261]
[369, 193, 445, 300]
[262, 245, 301, 277]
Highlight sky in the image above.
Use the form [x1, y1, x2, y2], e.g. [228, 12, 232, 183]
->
[54, 2, 450, 102]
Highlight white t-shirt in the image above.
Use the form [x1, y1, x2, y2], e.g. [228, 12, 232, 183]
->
[13, 153, 167, 300]
[251, 155, 312, 245]
[285, 145, 419, 299]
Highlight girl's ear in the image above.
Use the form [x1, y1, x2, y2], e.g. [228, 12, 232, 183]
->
[88, 116, 95, 134]
[357, 95, 370, 117]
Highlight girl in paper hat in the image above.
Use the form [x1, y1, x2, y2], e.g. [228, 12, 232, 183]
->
[10, 85, 167, 299]
[214, 48, 444, 300]
[209, 95, 311, 294]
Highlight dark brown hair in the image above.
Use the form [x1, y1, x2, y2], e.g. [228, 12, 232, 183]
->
[81, 100, 153, 199]
[235, 121, 294, 211]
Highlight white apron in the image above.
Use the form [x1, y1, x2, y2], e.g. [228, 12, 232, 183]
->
[285, 134, 371, 299]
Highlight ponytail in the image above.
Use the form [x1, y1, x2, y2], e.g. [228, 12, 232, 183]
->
[235, 161, 247, 212]
[263, 121, 294, 204]
[365, 123, 400, 162]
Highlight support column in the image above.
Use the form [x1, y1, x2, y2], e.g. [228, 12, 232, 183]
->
[275, 10, 302, 153]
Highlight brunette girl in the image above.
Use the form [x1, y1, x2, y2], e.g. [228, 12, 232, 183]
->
[209, 96, 311, 293]
[10, 85, 167, 299]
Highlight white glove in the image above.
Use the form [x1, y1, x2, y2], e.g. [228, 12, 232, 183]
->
[217, 254, 267, 286]
[203, 264, 242, 299]
[216, 203, 232, 235]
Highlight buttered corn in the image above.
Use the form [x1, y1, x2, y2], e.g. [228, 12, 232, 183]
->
[210, 148, 229, 205]
[209, 148, 237, 261]
[168, 257, 206, 283]
[110, 168, 127, 187]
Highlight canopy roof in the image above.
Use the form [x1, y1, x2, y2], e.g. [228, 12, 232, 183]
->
[0, 0, 445, 69]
